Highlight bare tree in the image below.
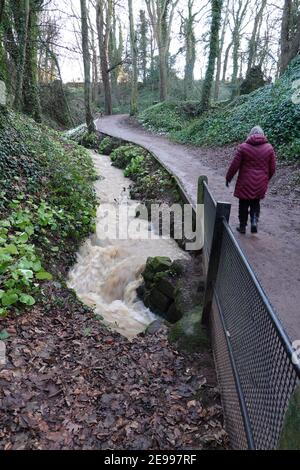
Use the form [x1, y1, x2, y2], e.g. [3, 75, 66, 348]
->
[128, 0, 138, 115]
[138, 10, 149, 84]
[96, 0, 113, 115]
[80, 0, 95, 132]
[179, 0, 204, 99]
[230, 0, 250, 98]
[246, 0, 267, 75]
[214, 0, 230, 100]
[200, 0, 223, 112]
[38, 13, 60, 84]
[145, 0, 179, 101]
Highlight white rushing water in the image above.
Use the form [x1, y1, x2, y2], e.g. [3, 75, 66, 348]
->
[68, 152, 189, 340]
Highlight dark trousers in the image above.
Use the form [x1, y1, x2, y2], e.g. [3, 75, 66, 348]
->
[239, 199, 261, 227]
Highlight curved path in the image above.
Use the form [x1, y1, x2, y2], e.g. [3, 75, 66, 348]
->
[96, 115, 300, 341]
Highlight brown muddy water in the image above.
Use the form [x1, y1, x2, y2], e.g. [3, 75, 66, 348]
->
[68, 152, 189, 340]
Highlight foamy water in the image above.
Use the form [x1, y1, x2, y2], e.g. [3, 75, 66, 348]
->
[68, 152, 189, 339]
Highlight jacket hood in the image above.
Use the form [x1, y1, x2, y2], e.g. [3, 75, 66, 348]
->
[246, 134, 268, 146]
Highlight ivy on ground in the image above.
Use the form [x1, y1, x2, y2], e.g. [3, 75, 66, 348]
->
[139, 57, 300, 161]
[0, 108, 97, 317]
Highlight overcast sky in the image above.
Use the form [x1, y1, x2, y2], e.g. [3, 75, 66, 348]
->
[46, 0, 283, 83]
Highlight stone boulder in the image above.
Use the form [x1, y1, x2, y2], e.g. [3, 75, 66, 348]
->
[138, 257, 182, 323]
[142, 257, 173, 283]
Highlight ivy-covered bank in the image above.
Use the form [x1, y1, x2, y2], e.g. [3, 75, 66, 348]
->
[98, 137, 181, 204]
[139, 57, 300, 161]
[0, 107, 97, 319]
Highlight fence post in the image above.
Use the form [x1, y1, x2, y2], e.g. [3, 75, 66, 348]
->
[198, 176, 208, 205]
[202, 201, 231, 325]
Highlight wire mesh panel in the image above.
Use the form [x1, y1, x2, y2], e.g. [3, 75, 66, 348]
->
[203, 182, 217, 266]
[214, 221, 300, 449]
[210, 297, 249, 449]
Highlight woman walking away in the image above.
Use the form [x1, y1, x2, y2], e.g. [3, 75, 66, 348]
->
[226, 126, 276, 234]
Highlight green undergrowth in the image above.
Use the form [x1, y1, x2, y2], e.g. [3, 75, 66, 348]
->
[101, 138, 181, 203]
[0, 107, 97, 318]
[139, 57, 300, 161]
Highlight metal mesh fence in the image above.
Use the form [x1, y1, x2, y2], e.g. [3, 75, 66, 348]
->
[210, 297, 249, 449]
[214, 223, 300, 449]
[203, 182, 216, 265]
[203, 182, 300, 449]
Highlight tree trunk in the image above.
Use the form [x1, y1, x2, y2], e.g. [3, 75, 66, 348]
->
[0, 0, 5, 23]
[183, 0, 197, 100]
[80, 0, 95, 133]
[0, 0, 7, 83]
[231, 30, 240, 97]
[280, 0, 300, 74]
[214, 0, 229, 101]
[159, 46, 168, 101]
[145, 0, 179, 102]
[128, 0, 138, 115]
[14, 0, 30, 110]
[230, 0, 249, 99]
[246, 0, 267, 75]
[23, 1, 42, 122]
[88, 10, 99, 104]
[96, 0, 113, 115]
[200, 0, 223, 112]
[184, 42, 196, 99]
[222, 41, 232, 82]
[139, 10, 148, 84]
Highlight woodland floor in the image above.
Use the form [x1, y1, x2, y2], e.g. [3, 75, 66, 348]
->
[0, 283, 228, 450]
[97, 115, 300, 342]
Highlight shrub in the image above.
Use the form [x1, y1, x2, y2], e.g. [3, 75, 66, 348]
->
[80, 131, 101, 149]
[124, 155, 145, 178]
[111, 145, 147, 169]
[139, 101, 188, 133]
[99, 136, 125, 155]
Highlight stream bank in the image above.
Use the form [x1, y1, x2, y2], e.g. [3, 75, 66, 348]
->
[0, 133, 228, 450]
[68, 151, 189, 339]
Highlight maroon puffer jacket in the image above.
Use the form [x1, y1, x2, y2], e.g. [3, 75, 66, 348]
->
[226, 134, 276, 200]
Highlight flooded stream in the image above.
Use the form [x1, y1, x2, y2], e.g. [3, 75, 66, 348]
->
[68, 152, 189, 340]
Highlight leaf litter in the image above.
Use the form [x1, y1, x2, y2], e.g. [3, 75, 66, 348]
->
[0, 283, 229, 450]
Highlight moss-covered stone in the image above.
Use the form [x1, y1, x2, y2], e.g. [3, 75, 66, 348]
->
[149, 288, 172, 314]
[278, 384, 300, 450]
[156, 276, 176, 299]
[166, 303, 182, 324]
[142, 257, 173, 283]
[168, 305, 209, 353]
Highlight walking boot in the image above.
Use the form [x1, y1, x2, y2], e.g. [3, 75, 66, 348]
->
[251, 216, 258, 234]
[237, 225, 246, 234]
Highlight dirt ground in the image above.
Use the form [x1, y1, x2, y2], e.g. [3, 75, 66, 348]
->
[0, 284, 227, 450]
[97, 115, 300, 342]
